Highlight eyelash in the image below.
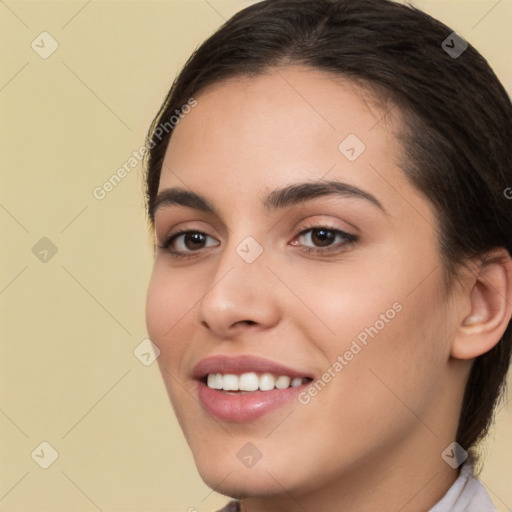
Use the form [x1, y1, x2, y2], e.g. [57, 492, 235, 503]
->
[158, 224, 358, 260]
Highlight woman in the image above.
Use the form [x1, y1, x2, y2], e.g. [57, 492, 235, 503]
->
[144, 0, 512, 510]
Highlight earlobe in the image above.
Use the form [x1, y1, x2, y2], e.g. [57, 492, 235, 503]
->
[451, 248, 512, 360]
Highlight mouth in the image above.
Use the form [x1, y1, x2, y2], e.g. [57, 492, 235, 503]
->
[193, 355, 315, 422]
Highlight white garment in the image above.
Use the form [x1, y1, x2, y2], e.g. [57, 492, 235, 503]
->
[429, 461, 497, 512]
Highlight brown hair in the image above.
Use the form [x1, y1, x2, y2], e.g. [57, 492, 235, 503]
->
[143, 0, 512, 463]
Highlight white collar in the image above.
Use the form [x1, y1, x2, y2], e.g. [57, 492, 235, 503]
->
[429, 461, 497, 511]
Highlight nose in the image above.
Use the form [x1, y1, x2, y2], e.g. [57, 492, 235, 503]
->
[196, 236, 281, 338]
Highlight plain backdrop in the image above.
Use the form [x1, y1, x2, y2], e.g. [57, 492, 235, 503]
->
[0, 1, 510, 511]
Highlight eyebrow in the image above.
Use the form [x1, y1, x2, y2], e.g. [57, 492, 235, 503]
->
[149, 180, 387, 222]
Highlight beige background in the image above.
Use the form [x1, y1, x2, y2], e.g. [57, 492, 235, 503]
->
[0, 1, 510, 510]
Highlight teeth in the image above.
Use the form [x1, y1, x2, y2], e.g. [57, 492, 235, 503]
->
[275, 376, 291, 389]
[206, 372, 307, 391]
[239, 372, 259, 391]
[222, 374, 239, 391]
[259, 373, 275, 391]
[207, 373, 220, 389]
[212, 373, 223, 389]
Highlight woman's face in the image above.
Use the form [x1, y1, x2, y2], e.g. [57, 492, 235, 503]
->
[146, 66, 463, 500]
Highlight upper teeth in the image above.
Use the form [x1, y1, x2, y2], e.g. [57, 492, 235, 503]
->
[206, 372, 305, 391]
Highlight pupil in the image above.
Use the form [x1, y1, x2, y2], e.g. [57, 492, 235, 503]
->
[313, 229, 334, 247]
[186, 233, 205, 249]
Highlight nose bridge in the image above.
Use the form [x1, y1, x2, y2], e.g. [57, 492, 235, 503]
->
[196, 225, 278, 332]
[213, 212, 268, 280]
[207, 229, 267, 302]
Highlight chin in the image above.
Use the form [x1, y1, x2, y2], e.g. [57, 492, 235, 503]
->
[197, 465, 283, 499]
[192, 450, 295, 499]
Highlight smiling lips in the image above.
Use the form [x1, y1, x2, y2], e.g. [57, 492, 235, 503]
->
[193, 355, 314, 422]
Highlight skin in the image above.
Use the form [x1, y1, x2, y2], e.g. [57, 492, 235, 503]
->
[145, 66, 512, 512]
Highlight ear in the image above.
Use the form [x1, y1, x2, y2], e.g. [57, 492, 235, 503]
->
[451, 248, 512, 360]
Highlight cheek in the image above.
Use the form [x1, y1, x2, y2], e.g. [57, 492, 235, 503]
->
[302, 246, 444, 353]
[146, 263, 195, 339]
[297, 254, 450, 406]
[146, 269, 193, 412]
[145, 272, 169, 343]
[339, 286, 449, 425]
[291, 259, 406, 353]
[145, 266, 189, 362]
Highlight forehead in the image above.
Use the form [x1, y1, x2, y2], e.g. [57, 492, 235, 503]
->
[158, 65, 427, 222]
[166, 66, 401, 166]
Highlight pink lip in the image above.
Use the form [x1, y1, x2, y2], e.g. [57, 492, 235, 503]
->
[192, 355, 314, 422]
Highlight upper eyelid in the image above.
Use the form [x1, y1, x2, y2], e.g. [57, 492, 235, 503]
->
[157, 212, 360, 239]
[161, 219, 354, 237]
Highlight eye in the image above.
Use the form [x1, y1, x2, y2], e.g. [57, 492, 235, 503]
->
[291, 225, 357, 255]
[158, 225, 357, 259]
[159, 230, 219, 259]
